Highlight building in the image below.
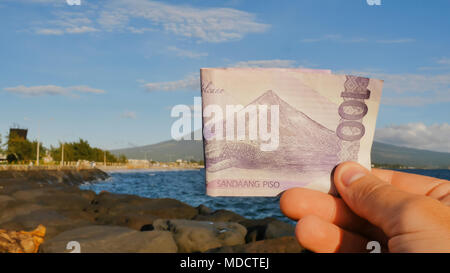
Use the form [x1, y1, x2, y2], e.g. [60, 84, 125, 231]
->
[9, 128, 28, 140]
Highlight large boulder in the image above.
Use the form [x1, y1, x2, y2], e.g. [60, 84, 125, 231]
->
[12, 189, 48, 202]
[87, 193, 198, 220]
[0, 209, 92, 240]
[95, 213, 159, 231]
[0, 195, 15, 210]
[193, 209, 246, 222]
[41, 225, 177, 253]
[206, 236, 304, 253]
[0, 203, 48, 224]
[238, 218, 295, 243]
[153, 219, 247, 253]
[196, 204, 213, 215]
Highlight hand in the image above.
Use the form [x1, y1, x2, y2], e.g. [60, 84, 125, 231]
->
[280, 161, 450, 253]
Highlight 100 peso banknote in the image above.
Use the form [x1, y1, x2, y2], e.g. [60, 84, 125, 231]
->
[200, 68, 383, 196]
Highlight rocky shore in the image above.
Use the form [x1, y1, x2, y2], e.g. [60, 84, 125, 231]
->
[0, 168, 303, 253]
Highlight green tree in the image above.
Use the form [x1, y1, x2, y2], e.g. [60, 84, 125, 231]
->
[49, 139, 126, 163]
[7, 135, 44, 162]
[0, 133, 3, 153]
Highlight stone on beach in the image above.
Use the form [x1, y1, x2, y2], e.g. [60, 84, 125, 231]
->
[0, 195, 15, 210]
[0, 209, 92, 240]
[152, 219, 247, 253]
[193, 209, 246, 222]
[0, 224, 46, 253]
[0, 168, 305, 253]
[87, 192, 198, 220]
[206, 236, 304, 253]
[95, 213, 160, 231]
[41, 225, 177, 253]
[238, 217, 296, 243]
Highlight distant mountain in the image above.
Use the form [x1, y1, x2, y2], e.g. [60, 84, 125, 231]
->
[111, 139, 449, 169]
[111, 140, 204, 162]
[371, 141, 450, 169]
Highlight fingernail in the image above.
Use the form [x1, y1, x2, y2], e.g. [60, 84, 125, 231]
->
[341, 168, 366, 187]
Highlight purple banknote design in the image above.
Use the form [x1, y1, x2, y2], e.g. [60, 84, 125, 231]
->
[201, 68, 383, 196]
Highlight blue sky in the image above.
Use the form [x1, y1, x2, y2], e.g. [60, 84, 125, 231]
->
[0, 0, 449, 152]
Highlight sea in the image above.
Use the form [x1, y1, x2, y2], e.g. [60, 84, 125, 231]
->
[80, 169, 450, 223]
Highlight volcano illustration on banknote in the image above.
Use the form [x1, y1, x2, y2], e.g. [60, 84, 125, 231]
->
[201, 68, 383, 196]
[205, 89, 340, 172]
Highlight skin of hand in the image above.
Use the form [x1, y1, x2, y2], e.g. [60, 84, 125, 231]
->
[280, 161, 450, 253]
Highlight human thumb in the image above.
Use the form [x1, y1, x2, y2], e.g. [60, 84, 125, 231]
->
[333, 161, 428, 237]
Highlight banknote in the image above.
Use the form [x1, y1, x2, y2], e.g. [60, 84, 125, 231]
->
[200, 68, 383, 196]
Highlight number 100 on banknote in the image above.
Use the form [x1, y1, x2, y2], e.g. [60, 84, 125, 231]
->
[200, 68, 383, 196]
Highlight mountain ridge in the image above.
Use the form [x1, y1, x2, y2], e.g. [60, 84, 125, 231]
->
[111, 139, 450, 169]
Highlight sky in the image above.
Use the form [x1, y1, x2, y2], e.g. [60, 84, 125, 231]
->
[0, 0, 449, 153]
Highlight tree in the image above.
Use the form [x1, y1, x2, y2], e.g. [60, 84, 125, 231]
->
[49, 139, 126, 163]
[7, 135, 44, 162]
[0, 133, 3, 153]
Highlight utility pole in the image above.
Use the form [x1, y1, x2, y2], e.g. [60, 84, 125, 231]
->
[60, 142, 64, 166]
[36, 121, 40, 166]
[36, 140, 40, 166]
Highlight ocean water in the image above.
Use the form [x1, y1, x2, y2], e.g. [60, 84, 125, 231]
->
[80, 169, 450, 223]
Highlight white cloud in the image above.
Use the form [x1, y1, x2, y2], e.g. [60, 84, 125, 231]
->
[375, 123, 450, 153]
[143, 59, 322, 92]
[35, 12, 98, 35]
[301, 34, 367, 43]
[33, 0, 269, 42]
[127, 26, 155, 34]
[3, 85, 105, 96]
[102, 0, 269, 42]
[144, 74, 199, 92]
[437, 57, 450, 65]
[376, 38, 415, 44]
[70, 85, 105, 94]
[418, 57, 450, 71]
[35, 28, 64, 35]
[121, 111, 137, 119]
[166, 46, 208, 58]
[343, 70, 450, 106]
[15, 0, 64, 4]
[233, 59, 297, 68]
[65, 25, 99, 34]
[301, 35, 414, 44]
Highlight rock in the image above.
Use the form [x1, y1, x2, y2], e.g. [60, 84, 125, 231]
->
[238, 218, 295, 243]
[0, 209, 92, 240]
[88, 193, 198, 220]
[0, 168, 109, 186]
[194, 209, 246, 222]
[0, 203, 48, 224]
[196, 204, 213, 215]
[206, 236, 304, 253]
[37, 193, 92, 211]
[0, 195, 15, 210]
[153, 219, 247, 253]
[95, 213, 159, 231]
[12, 189, 47, 202]
[13, 186, 94, 209]
[138, 198, 198, 219]
[41, 225, 177, 253]
[0, 225, 46, 253]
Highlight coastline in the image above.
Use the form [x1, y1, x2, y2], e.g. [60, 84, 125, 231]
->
[96, 165, 204, 172]
[0, 167, 302, 253]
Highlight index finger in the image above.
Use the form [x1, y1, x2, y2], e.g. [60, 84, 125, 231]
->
[372, 168, 450, 198]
